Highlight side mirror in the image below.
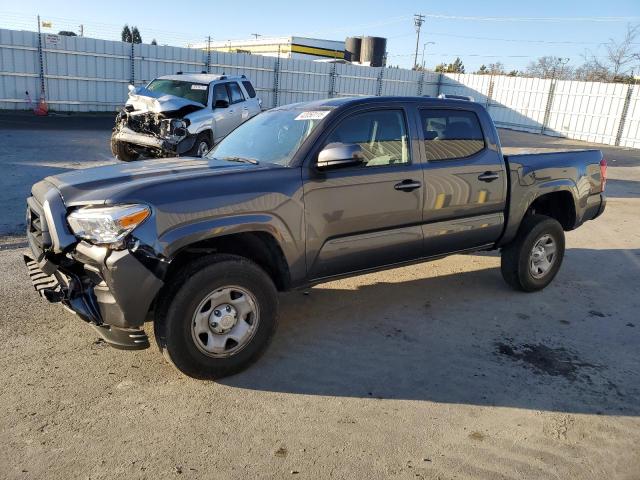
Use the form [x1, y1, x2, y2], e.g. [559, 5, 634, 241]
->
[127, 84, 135, 93]
[214, 99, 229, 109]
[317, 143, 365, 169]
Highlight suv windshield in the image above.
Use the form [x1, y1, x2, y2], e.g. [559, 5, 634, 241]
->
[208, 109, 327, 166]
[146, 79, 209, 105]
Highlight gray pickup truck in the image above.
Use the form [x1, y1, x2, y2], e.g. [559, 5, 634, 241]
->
[24, 96, 607, 379]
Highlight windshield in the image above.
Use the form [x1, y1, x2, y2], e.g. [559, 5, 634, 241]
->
[146, 79, 209, 105]
[207, 109, 328, 166]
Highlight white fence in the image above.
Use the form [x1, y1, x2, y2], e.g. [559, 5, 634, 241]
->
[1, 28, 638, 148]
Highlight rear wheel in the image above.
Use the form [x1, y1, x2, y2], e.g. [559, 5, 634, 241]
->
[155, 254, 278, 380]
[111, 134, 140, 162]
[500, 215, 565, 292]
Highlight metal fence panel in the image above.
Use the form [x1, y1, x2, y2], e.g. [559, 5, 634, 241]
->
[546, 80, 627, 145]
[488, 76, 551, 133]
[0, 29, 40, 110]
[278, 57, 332, 106]
[334, 63, 379, 97]
[619, 87, 640, 149]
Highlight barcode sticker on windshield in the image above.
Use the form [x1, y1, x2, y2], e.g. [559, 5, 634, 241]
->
[295, 111, 330, 121]
[191, 85, 208, 90]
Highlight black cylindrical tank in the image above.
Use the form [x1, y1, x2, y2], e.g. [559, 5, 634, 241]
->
[345, 36, 362, 63]
[360, 36, 387, 67]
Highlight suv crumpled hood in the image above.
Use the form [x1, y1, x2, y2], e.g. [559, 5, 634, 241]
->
[44, 157, 274, 206]
[126, 87, 205, 114]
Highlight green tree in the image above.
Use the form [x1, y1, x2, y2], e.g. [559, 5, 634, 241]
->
[448, 57, 465, 73]
[151, 38, 157, 46]
[121, 24, 132, 43]
[131, 26, 142, 44]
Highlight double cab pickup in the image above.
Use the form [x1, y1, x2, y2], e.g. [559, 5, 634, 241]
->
[24, 96, 606, 379]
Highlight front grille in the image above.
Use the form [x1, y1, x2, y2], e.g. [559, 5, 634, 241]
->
[26, 197, 51, 255]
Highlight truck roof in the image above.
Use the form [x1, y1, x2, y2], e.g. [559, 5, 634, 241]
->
[157, 73, 248, 84]
[274, 96, 482, 111]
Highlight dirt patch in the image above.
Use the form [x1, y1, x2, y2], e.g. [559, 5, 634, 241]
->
[495, 342, 600, 381]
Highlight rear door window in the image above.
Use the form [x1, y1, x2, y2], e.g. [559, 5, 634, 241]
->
[419, 109, 485, 161]
[227, 82, 245, 104]
[242, 80, 257, 98]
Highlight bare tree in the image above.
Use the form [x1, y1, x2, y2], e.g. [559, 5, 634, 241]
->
[581, 24, 639, 81]
[525, 56, 572, 79]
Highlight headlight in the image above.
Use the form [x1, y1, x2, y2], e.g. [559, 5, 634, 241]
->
[67, 204, 150, 245]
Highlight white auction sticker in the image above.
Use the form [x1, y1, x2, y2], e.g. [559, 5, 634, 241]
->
[191, 85, 208, 90]
[295, 111, 330, 121]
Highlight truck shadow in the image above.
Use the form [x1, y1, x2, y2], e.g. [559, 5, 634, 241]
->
[224, 248, 640, 416]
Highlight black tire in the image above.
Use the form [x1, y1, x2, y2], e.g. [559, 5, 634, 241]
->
[111, 134, 140, 162]
[155, 254, 278, 380]
[186, 132, 211, 157]
[500, 214, 565, 292]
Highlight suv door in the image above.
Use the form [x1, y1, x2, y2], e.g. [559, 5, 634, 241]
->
[226, 81, 247, 128]
[303, 107, 424, 280]
[417, 107, 506, 255]
[211, 83, 236, 141]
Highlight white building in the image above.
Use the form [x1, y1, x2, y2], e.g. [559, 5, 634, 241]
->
[192, 36, 345, 62]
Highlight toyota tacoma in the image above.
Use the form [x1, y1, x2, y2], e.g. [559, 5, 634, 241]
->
[24, 96, 606, 379]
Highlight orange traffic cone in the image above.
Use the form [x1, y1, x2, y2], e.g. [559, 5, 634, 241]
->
[34, 96, 48, 116]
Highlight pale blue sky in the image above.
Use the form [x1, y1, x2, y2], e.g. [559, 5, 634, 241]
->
[2, 0, 639, 72]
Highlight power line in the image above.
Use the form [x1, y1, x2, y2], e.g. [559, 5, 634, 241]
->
[422, 14, 640, 23]
[427, 31, 640, 46]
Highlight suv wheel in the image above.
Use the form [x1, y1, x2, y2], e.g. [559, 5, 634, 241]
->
[500, 214, 565, 292]
[155, 254, 278, 379]
[188, 133, 211, 157]
[111, 134, 139, 162]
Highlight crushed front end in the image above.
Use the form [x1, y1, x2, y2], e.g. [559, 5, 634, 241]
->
[112, 107, 196, 157]
[23, 181, 166, 350]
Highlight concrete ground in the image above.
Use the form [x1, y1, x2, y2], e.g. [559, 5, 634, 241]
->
[0, 113, 639, 479]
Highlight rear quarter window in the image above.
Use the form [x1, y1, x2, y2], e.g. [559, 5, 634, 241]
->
[420, 109, 485, 161]
[242, 80, 257, 98]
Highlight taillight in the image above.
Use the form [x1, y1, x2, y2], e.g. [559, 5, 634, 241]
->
[600, 158, 607, 192]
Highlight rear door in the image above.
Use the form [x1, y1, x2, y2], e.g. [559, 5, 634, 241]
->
[303, 106, 424, 280]
[240, 80, 262, 117]
[417, 107, 507, 255]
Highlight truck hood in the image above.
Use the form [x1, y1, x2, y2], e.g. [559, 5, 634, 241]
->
[43, 157, 275, 206]
[126, 87, 205, 115]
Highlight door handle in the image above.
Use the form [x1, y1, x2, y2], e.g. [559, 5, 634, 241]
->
[394, 179, 422, 191]
[478, 171, 499, 182]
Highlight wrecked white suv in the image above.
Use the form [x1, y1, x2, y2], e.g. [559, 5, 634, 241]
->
[111, 73, 262, 161]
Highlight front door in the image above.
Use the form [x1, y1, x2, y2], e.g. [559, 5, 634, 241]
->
[303, 107, 424, 281]
[211, 83, 235, 141]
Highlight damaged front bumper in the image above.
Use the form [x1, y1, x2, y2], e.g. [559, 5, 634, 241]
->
[114, 126, 196, 156]
[24, 193, 166, 350]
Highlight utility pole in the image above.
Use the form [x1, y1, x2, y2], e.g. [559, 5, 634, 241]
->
[413, 14, 425, 69]
[79, 24, 84, 37]
[251, 33, 261, 39]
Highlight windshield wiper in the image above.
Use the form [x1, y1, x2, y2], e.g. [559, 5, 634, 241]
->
[219, 156, 259, 165]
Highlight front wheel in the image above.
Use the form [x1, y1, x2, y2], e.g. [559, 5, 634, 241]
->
[110, 134, 140, 162]
[500, 215, 565, 292]
[155, 254, 278, 380]
[187, 133, 211, 157]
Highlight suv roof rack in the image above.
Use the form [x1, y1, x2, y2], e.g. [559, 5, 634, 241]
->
[437, 93, 474, 102]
